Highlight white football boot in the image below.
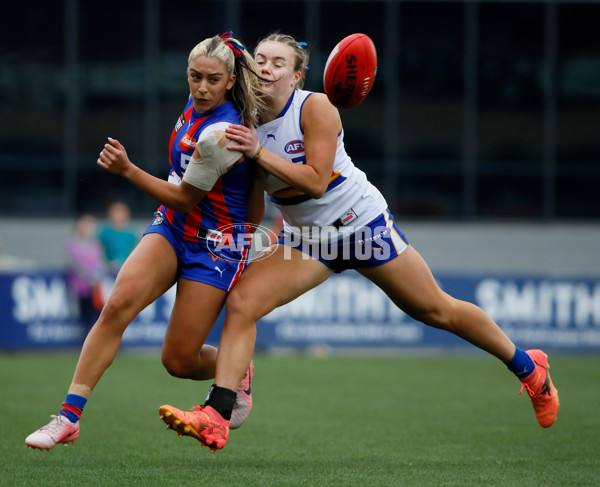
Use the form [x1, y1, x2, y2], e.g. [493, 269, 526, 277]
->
[25, 415, 80, 450]
[230, 361, 253, 429]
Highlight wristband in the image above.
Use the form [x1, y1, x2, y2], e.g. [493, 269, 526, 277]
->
[252, 144, 265, 161]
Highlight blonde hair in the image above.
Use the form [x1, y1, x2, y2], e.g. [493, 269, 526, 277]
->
[256, 32, 310, 90]
[188, 35, 266, 127]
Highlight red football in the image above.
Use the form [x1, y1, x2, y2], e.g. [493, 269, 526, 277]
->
[323, 33, 377, 109]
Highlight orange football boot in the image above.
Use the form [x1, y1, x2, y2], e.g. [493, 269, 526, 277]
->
[159, 404, 229, 451]
[519, 349, 560, 428]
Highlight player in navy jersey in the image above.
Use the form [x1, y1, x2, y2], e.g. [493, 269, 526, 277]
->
[25, 32, 266, 451]
[162, 32, 559, 452]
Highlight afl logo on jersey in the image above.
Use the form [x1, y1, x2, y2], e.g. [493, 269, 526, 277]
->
[284, 140, 304, 154]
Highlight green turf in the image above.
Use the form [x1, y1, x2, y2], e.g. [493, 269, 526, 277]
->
[1, 350, 598, 486]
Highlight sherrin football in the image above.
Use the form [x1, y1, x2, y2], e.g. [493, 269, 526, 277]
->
[323, 33, 377, 109]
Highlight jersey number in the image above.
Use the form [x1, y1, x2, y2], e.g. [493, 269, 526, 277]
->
[180, 153, 191, 171]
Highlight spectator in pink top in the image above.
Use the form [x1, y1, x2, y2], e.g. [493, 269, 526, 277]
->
[65, 214, 106, 331]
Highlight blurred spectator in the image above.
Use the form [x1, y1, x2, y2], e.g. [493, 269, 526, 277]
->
[65, 214, 106, 330]
[97, 201, 138, 272]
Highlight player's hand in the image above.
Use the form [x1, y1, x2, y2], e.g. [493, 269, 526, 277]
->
[225, 124, 260, 159]
[97, 138, 134, 177]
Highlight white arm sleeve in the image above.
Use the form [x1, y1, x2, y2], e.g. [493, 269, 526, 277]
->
[182, 122, 244, 191]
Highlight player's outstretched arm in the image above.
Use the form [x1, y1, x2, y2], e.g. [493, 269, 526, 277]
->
[97, 137, 206, 213]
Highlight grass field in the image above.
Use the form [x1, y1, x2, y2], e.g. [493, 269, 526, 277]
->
[1, 350, 598, 486]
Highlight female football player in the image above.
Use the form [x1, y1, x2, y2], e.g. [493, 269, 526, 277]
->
[159, 32, 559, 452]
[25, 32, 266, 450]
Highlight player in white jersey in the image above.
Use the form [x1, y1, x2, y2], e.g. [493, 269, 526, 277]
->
[184, 32, 559, 451]
[256, 88, 387, 231]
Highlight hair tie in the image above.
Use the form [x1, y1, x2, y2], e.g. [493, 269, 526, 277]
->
[219, 31, 245, 58]
[296, 42, 308, 70]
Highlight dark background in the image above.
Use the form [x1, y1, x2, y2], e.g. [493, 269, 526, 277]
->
[2, 0, 599, 221]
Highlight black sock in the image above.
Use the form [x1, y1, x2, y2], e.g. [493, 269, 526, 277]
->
[204, 384, 236, 420]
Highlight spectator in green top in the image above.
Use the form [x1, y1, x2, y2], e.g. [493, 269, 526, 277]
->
[97, 201, 138, 272]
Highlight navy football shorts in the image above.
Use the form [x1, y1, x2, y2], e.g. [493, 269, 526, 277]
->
[277, 209, 409, 273]
[143, 212, 248, 291]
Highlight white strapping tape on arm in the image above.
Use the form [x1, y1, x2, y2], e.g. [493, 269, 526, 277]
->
[182, 121, 244, 191]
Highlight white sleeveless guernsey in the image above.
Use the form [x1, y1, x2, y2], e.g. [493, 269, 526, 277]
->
[256, 90, 387, 234]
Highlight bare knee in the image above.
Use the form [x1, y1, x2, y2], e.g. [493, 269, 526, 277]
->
[162, 353, 191, 378]
[99, 283, 138, 323]
[226, 285, 265, 324]
[162, 351, 195, 378]
[161, 346, 215, 380]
